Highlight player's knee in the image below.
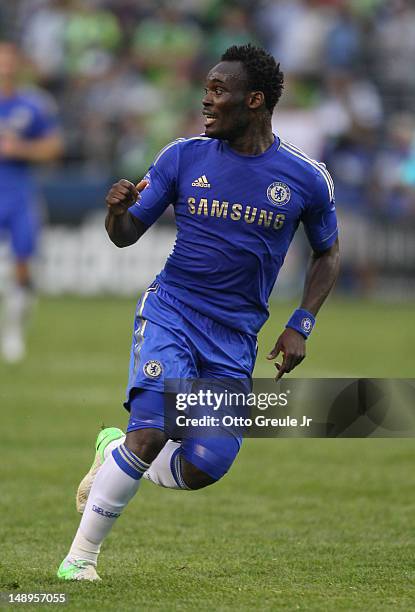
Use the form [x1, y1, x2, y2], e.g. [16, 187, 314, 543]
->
[125, 428, 166, 464]
[180, 458, 217, 490]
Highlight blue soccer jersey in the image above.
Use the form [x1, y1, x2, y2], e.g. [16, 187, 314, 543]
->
[0, 89, 59, 258]
[0, 89, 59, 194]
[129, 135, 337, 336]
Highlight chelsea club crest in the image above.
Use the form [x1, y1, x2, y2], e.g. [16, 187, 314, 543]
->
[143, 360, 163, 378]
[267, 181, 291, 207]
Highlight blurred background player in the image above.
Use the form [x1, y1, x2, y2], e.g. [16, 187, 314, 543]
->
[0, 41, 63, 362]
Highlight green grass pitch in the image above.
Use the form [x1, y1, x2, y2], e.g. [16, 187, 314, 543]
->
[0, 296, 414, 611]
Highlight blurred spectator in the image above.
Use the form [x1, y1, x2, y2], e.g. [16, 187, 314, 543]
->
[63, 0, 122, 78]
[205, 7, 256, 61]
[371, 0, 415, 110]
[2, 0, 414, 297]
[273, 74, 327, 158]
[324, 2, 362, 71]
[7, 0, 415, 219]
[257, 0, 333, 77]
[319, 72, 383, 138]
[20, 0, 67, 86]
[324, 127, 378, 215]
[372, 113, 415, 219]
[114, 116, 151, 180]
[132, 6, 203, 81]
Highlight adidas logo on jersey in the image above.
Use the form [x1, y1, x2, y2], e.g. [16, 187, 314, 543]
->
[192, 175, 211, 188]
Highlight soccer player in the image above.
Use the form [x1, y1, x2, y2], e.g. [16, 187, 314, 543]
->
[0, 41, 62, 362]
[57, 44, 339, 581]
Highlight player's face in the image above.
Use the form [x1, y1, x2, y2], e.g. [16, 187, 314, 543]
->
[0, 44, 20, 81]
[202, 61, 251, 139]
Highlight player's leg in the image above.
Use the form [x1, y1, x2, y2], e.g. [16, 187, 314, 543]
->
[60, 387, 169, 580]
[1, 259, 34, 362]
[144, 292, 256, 491]
[180, 432, 241, 489]
[76, 427, 126, 514]
[59, 287, 248, 579]
[58, 424, 167, 581]
[143, 385, 241, 489]
[144, 431, 240, 490]
[76, 395, 190, 513]
[1, 204, 38, 362]
[59, 288, 198, 580]
[76, 290, 204, 507]
[177, 317, 257, 489]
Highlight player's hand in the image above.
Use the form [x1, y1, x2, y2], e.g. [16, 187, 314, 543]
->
[267, 328, 306, 380]
[0, 133, 25, 158]
[105, 178, 148, 217]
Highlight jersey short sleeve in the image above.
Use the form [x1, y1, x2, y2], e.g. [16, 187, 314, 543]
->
[302, 166, 338, 252]
[128, 140, 180, 228]
[25, 91, 60, 139]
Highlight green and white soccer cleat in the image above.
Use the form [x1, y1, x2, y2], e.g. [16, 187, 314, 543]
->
[76, 427, 125, 514]
[57, 557, 101, 581]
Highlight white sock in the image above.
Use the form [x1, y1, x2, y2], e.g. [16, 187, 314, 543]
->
[143, 440, 189, 489]
[68, 528, 100, 564]
[69, 444, 149, 565]
[1, 285, 34, 361]
[101, 436, 188, 489]
[103, 436, 125, 459]
[2, 284, 33, 328]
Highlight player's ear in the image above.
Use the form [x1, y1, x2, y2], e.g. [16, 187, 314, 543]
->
[247, 91, 265, 110]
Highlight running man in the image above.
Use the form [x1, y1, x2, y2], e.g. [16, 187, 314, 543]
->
[58, 44, 339, 581]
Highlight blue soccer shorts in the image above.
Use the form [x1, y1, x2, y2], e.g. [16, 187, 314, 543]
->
[123, 283, 258, 481]
[0, 196, 40, 260]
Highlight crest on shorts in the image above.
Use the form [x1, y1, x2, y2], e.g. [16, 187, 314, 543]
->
[143, 360, 163, 378]
[267, 181, 291, 206]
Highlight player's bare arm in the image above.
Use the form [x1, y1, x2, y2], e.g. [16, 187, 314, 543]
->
[0, 131, 63, 162]
[105, 179, 148, 247]
[301, 237, 340, 315]
[268, 238, 340, 379]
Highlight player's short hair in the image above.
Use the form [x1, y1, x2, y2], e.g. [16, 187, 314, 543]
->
[221, 44, 284, 114]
